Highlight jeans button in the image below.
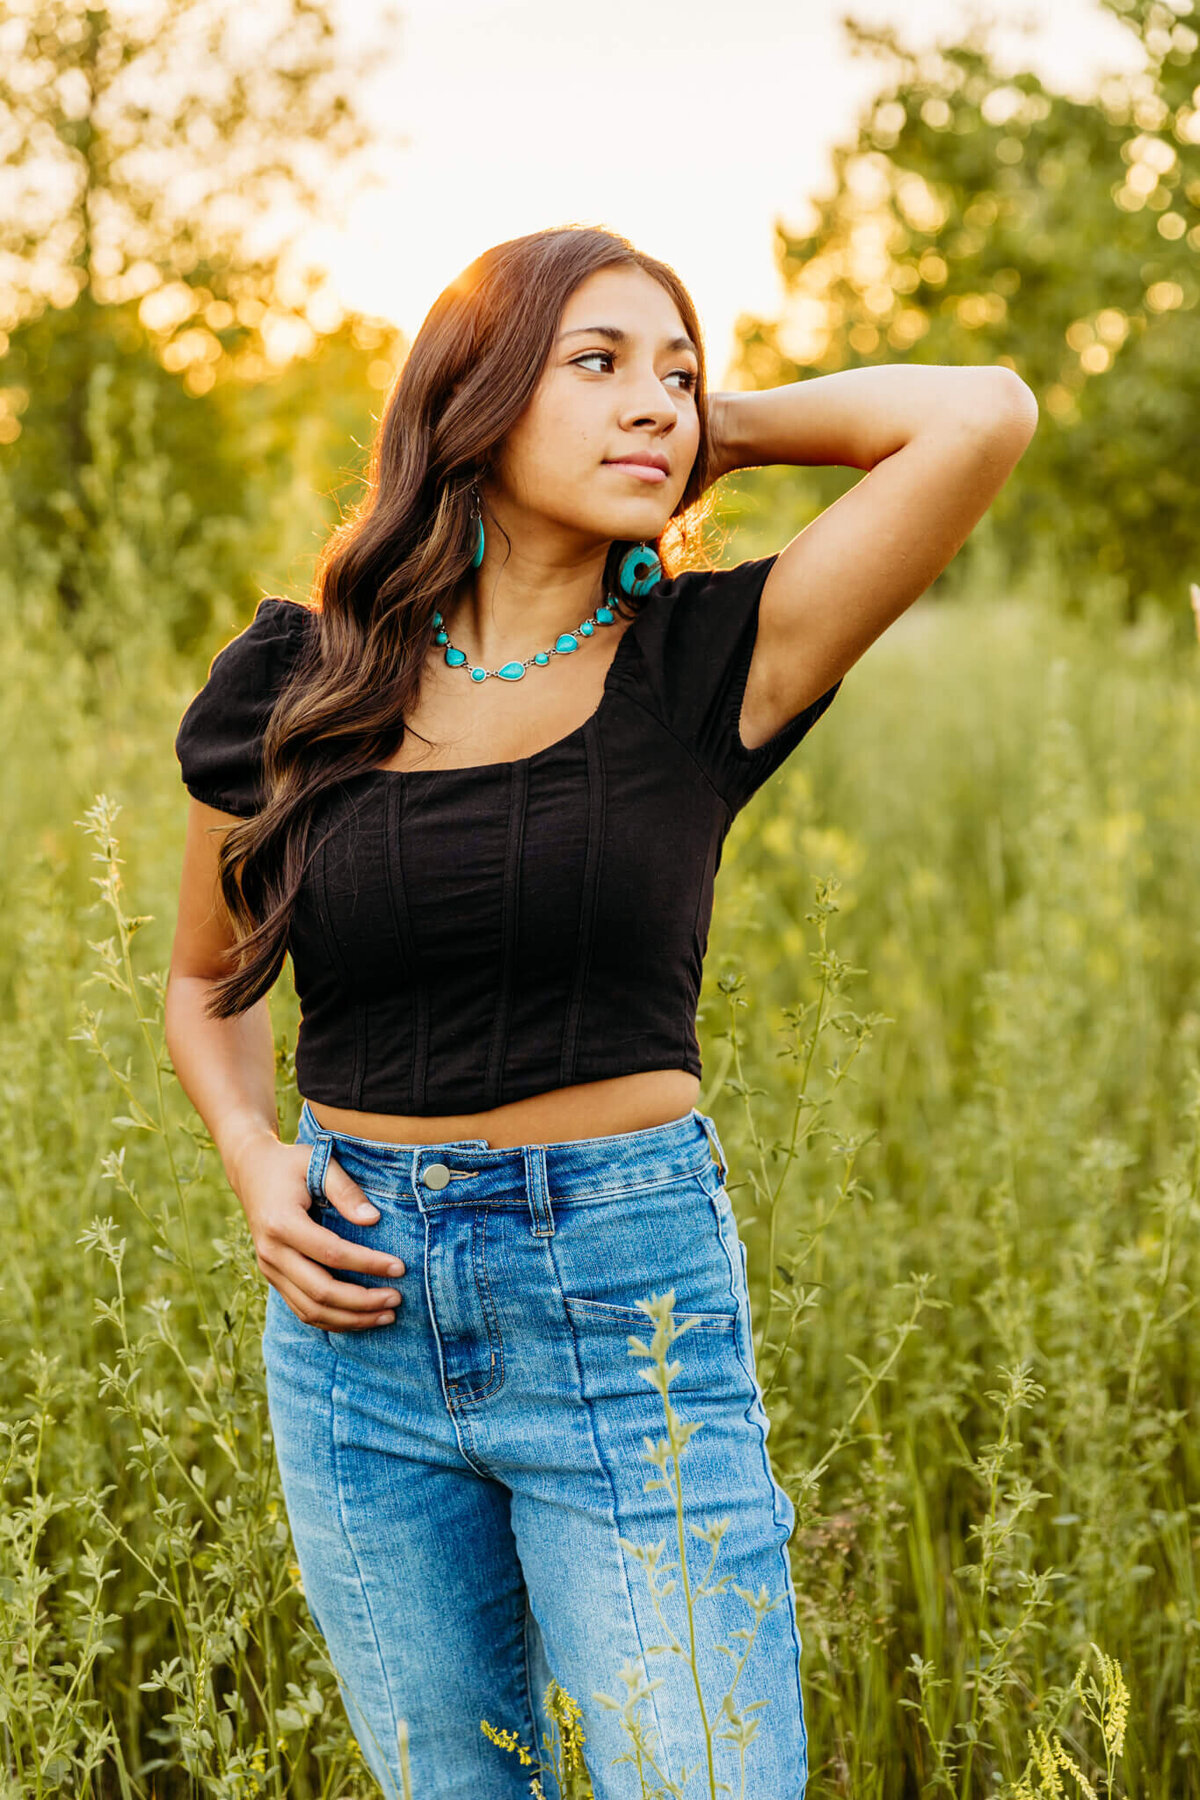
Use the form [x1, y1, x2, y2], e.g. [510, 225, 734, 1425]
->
[422, 1162, 451, 1191]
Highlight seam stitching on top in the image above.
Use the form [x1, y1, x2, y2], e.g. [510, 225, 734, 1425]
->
[383, 781, 428, 1110]
[559, 717, 607, 1085]
[351, 999, 366, 1111]
[484, 761, 528, 1107]
[312, 829, 352, 985]
[683, 828, 716, 1052]
[181, 782, 253, 817]
[609, 684, 738, 821]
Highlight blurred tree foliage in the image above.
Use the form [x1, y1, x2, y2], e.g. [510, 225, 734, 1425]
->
[3, 300, 406, 659]
[0, 0, 405, 648]
[726, 1, 1200, 624]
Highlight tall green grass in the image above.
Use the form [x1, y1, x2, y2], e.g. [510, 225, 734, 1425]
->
[1, 537, 1198, 1795]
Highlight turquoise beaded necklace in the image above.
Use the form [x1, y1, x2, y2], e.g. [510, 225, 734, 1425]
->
[430, 599, 620, 685]
[434, 489, 662, 685]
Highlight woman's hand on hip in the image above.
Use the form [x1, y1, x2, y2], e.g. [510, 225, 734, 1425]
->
[236, 1136, 407, 1331]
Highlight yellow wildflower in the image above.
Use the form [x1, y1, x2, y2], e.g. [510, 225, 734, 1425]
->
[480, 1718, 534, 1766]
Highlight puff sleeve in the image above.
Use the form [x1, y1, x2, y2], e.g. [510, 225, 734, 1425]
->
[630, 552, 842, 813]
[174, 597, 316, 817]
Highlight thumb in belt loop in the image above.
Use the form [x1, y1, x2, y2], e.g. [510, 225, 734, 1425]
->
[698, 1111, 729, 1187]
[306, 1131, 335, 1204]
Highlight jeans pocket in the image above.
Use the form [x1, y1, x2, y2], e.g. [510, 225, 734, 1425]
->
[557, 1169, 740, 1317]
[561, 1294, 740, 1398]
[556, 1166, 754, 1401]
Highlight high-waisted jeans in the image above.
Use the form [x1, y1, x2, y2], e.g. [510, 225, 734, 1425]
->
[262, 1101, 807, 1799]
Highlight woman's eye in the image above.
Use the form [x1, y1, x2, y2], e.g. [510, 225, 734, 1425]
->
[572, 351, 698, 391]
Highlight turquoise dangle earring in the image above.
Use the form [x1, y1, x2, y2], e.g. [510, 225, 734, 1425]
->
[617, 542, 662, 596]
[429, 479, 488, 674]
[469, 481, 485, 569]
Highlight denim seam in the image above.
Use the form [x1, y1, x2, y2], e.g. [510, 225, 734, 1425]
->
[780, 1553, 809, 1793]
[706, 1187, 783, 1486]
[326, 1348, 404, 1792]
[448, 1402, 501, 1481]
[695, 1113, 729, 1187]
[345, 1166, 718, 1213]
[707, 1190, 808, 1777]
[454, 1206, 505, 1403]
[418, 1210, 495, 1478]
[527, 1166, 717, 1208]
[520, 1599, 544, 1777]
[543, 1230, 674, 1784]
[560, 1295, 737, 1332]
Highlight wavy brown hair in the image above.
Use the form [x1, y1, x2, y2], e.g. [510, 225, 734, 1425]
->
[206, 224, 719, 1018]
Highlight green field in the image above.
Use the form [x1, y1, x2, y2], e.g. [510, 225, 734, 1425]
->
[2, 562, 1198, 1798]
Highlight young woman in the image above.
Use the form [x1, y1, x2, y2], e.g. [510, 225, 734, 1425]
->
[167, 226, 1036, 1799]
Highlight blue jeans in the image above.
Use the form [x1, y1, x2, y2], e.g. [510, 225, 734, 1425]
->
[262, 1101, 808, 1799]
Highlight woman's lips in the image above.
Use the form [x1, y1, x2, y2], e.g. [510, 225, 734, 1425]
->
[603, 460, 668, 483]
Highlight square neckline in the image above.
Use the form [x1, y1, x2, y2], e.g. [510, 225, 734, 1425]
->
[359, 601, 645, 782]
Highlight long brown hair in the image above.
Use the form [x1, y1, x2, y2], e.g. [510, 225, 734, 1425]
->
[206, 224, 719, 1018]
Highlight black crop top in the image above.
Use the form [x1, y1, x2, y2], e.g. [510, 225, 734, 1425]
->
[175, 554, 842, 1115]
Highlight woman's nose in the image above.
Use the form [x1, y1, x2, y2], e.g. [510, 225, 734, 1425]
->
[621, 375, 678, 429]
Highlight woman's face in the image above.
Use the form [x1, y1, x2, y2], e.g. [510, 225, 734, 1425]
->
[490, 263, 702, 547]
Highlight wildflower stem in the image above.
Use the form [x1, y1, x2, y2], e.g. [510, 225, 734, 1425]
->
[668, 1389, 719, 1798]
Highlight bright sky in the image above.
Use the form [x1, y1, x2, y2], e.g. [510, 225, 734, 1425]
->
[301, 0, 1144, 387]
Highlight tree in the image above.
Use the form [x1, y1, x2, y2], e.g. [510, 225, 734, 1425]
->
[726, 6, 1200, 621]
[0, 0, 404, 624]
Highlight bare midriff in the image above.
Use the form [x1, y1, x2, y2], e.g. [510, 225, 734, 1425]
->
[304, 1068, 701, 1149]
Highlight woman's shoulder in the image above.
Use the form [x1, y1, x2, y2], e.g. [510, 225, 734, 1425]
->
[213, 595, 318, 673]
[174, 596, 318, 816]
[620, 551, 778, 702]
[631, 551, 779, 648]
[620, 550, 840, 811]
[194, 595, 316, 696]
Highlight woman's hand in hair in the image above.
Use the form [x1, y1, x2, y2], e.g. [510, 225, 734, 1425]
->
[234, 1135, 407, 1331]
[701, 391, 744, 489]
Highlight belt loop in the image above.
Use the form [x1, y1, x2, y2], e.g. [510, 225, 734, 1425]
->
[306, 1131, 335, 1204]
[523, 1144, 554, 1237]
[696, 1110, 729, 1187]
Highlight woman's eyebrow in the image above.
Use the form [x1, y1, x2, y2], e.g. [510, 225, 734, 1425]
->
[559, 324, 698, 357]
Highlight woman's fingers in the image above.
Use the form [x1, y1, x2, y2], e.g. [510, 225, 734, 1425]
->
[305, 1153, 407, 1277]
[270, 1232, 402, 1309]
[315, 1152, 382, 1225]
[269, 1239, 402, 1330]
[272, 1264, 397, 1332]
[295, 1205, 407, 1282]
[247, 1141, 410, 1329]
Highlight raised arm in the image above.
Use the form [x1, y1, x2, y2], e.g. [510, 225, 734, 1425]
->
[707, 364, 1039, 748]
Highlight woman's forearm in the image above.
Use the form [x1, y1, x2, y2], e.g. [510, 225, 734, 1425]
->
[710, 362, 1035, 479]
[164, 978, 281, 1204]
